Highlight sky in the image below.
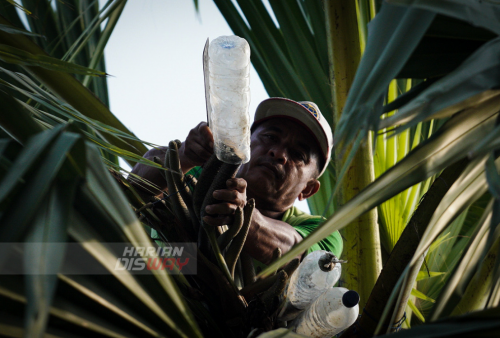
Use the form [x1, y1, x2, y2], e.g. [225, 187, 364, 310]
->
[103, 0, 310, 212]
[104, 0, 268, 147]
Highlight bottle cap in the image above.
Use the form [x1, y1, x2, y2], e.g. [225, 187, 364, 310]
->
[318, 252, 336, 272]
[342, 290, 360, 308]
[318, 253, 346, 272]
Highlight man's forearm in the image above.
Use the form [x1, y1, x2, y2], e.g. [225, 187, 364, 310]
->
[131, 146, 168, 195]
[243, 209, 303, 265]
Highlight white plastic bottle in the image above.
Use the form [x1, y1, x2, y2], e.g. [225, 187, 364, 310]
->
[208, 35, 251, 164]
[278, 250, 342, 321]
[292, 287, 360, 338]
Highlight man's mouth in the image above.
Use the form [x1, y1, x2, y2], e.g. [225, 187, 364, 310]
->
[259, 163, 285, 181]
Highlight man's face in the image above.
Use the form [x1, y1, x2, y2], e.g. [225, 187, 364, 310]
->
[238, 118, 322, 212]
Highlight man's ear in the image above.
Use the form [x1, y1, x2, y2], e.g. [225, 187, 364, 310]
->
[298, 179, 320, 201]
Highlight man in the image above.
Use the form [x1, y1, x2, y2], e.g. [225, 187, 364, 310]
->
[132, 98, 342, 265]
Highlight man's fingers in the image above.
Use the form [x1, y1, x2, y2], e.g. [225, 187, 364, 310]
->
[226, 178, 247, 192]
[192, 135, 213, 154]
[213, 189, 238, 201]
[205, 203, 237, 215]
[180, 122, 216, 168]
[198, 122, 214, 150]
[212, 189, 247, 207]
[185, 142, 212, 162]
[203, 215, 233, 227]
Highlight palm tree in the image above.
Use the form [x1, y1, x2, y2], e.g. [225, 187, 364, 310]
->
[0, 1, 202, 337]
[0, 2, 303, 337]
[2, 0, 500, 337]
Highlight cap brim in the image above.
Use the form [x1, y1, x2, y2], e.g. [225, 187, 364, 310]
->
[253, 98, 331, 175]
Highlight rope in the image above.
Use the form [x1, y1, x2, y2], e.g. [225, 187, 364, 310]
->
[391, 312, 406, 332]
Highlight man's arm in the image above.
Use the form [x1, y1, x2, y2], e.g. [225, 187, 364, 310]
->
[130, 122, 214, 195]
[130, 146, 168, 195]
[243, 209, 303, 264]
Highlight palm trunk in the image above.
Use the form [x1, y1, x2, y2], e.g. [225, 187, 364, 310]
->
[325, 0, 381, 309]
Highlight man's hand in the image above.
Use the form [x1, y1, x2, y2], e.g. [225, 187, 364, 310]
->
[179, 122, 214, 173]
[203, 178, 247, 226]
[202, 177, 303, 264]
[131, 121, 213, 194]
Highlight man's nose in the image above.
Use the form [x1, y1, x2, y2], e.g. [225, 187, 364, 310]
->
[269, 146, 287, 165]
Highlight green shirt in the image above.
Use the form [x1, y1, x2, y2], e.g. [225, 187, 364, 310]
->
[187, 166, 343, 257]
[282, 206, 343, 258]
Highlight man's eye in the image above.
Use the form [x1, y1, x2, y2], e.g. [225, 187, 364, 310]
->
[292, 151, 306, 162]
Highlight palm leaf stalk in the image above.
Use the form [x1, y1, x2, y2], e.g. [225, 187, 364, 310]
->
[373, 154, 500, 335]
[330, 1, 440, 326]
[0, 126, 203, 338]
[325, 0, 381, 309]
[413, 194, 490, 320]
[428, 197, 495, 321]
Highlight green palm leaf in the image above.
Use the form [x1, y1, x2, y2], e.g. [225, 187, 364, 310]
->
[260, 96, 499, 276]
[0, 128, 203, 337]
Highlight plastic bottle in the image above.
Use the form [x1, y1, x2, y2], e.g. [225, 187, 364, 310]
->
[292, 287, 360, 338]
[278, 250, 342, 321]
[208, 35, 251, 164]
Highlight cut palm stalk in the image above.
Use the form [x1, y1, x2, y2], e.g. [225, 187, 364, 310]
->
[241, 258, 298, 300]
[205, 228, 236, 290]
[241, 252, 256, 286]
[163, 147, 190, 227]
[260, 270, 288, 312]
[169, 141, 193, 206]
[200, 161, 241, 288]
[218, 207, 244, 251]
[269, 248, 282, 276]
[193, 154, 224, 220]
[185, 174, 197, 189]
[226, 200, 254, 279]
[169, 141, 198, 234]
